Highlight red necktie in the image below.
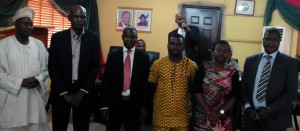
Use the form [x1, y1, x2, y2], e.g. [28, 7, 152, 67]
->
[123, 50, 131, 92]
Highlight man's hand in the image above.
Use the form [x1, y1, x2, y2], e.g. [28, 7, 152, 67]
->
[21, 77, 38, 88]
[208, 111, 221, 126]
[71, 91, 85, 107]
[100, 108, 109, 122]
[140, 107, 147, 124]
[258, 107, 270, 120]
[181, 23, 191, 32]
[245, 107, 260, 121]
[63, 94, 73, 105]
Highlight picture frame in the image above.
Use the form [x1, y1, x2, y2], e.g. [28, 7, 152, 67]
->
[116, 8, 133, 30]
[234, 0, 255, 16]
[134, 9, 152, 33]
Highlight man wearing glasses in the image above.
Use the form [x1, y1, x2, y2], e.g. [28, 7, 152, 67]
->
[241, 28, 297, 131]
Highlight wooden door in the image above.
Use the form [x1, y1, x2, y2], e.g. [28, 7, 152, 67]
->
[182, 5, 223, 61]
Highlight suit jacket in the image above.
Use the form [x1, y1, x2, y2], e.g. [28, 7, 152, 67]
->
[48, 29, 100, 95]
[241, 52, 298, 128]
[168, 25, 200, 63]
[102, 49, 150, 113]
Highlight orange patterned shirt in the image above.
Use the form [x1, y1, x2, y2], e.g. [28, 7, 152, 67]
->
[148, 56, 197, 127]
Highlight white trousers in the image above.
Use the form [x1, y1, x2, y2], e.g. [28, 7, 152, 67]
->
[0, 123, 49, 131]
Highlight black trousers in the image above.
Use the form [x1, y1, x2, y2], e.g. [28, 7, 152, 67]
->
[243, 111, 286, 131]
[51, 82, 92, 131]
[106, 99, 141, 131]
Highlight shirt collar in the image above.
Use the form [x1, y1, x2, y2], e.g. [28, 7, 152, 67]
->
[123, 47, 135, 54]
[178, 27, 185, 33]
[263, 51, 278, 59]
[70, 28, 85, 40]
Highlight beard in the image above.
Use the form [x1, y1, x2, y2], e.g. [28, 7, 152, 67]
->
[168, 50, 182, 58]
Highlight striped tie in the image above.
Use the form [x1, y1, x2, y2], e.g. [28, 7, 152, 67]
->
[256, 55, 272, 103]
[123, 50, 131, 92]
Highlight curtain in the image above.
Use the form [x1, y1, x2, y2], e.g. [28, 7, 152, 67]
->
[51, 0, 105, 65]
[264, 0, 300, 31]
[0, 0, 27, 27]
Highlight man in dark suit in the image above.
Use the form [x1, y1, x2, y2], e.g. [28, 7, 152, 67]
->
[241, 28, 298, 131]
[48, 5, 100, 131]
[101, 26, 150, 131]
[168, 12, 200, 64]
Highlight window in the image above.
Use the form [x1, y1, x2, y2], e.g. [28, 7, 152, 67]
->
[28, 0, 71, 48]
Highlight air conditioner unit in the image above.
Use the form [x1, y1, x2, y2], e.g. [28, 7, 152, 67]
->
[262, 26, 292, 55]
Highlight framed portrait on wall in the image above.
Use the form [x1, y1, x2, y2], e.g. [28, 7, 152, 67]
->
[117, 8, 133, 30]
[234, 0, 255, 16]
[134, 9, 152, 32]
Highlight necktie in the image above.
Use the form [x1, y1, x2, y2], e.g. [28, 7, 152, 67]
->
[256, 55, 272, 103]
[123, 50, 131, 92]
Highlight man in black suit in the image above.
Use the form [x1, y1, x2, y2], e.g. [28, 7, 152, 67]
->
[241, 28, 298, 131]
[168, 12, 200, 64]
[101, 26, 150, 131]
[48, 5, 100, 131]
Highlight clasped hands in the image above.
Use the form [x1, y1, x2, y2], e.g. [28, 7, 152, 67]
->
[22, 76, 39, 88]
[246, 107, 270, 121]
[99, 107, 147, 123]
[207, 111, 222, 126]
[63, 91, 85, 107]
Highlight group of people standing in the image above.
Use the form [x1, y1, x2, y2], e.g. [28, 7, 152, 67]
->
[0, 5, 100, 131]
[0, 5, 298, 131]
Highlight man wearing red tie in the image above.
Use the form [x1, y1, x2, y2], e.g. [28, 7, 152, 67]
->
[101, 26, 150, 131]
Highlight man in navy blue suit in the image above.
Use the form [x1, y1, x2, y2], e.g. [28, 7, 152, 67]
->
[241, 28, 298, 131]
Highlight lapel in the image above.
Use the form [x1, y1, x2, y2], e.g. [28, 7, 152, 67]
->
[250, 53, 263, 94]
[63, 30, 73, 68]
[78, 30, 89, 71]
[131, 50, 140, 82]
[269, 52, 281, 77]
[266, 52, 282, 97]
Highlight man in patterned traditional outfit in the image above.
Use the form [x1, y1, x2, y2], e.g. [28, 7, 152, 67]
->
[148, 34, 197, 131]
[0, 7, 49, 131]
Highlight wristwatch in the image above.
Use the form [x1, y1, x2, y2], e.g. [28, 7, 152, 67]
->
[219, 109, 225, 115]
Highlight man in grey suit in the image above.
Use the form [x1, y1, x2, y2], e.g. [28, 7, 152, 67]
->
[241, 28, 298, 131]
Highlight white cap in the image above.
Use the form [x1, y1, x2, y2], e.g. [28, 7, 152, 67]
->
[12, 7, 35, 22]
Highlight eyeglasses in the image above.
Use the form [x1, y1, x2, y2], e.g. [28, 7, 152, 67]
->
[263, 37, 280, 42]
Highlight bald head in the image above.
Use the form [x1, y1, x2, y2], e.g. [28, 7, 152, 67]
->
[175, 12, 187, 28]
[69, 5, 87, 15]
[68, 5, 87, 33]
[175, 12, 186, 18]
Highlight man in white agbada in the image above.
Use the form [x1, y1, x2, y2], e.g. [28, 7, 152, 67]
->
[0, 7, 49, 131]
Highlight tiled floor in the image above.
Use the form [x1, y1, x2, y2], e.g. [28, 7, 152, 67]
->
[46, 109, 300, 131]
[47, 121, 153, 131]
[46, 110, 153, 131]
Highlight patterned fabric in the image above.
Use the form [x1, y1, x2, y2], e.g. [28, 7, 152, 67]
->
[191, 62, 236, 131]
[123, 50, 131, 91]
[256, 55, 272, 103]
[148, 56, 197, 128]
[153, 126, 189, 131]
